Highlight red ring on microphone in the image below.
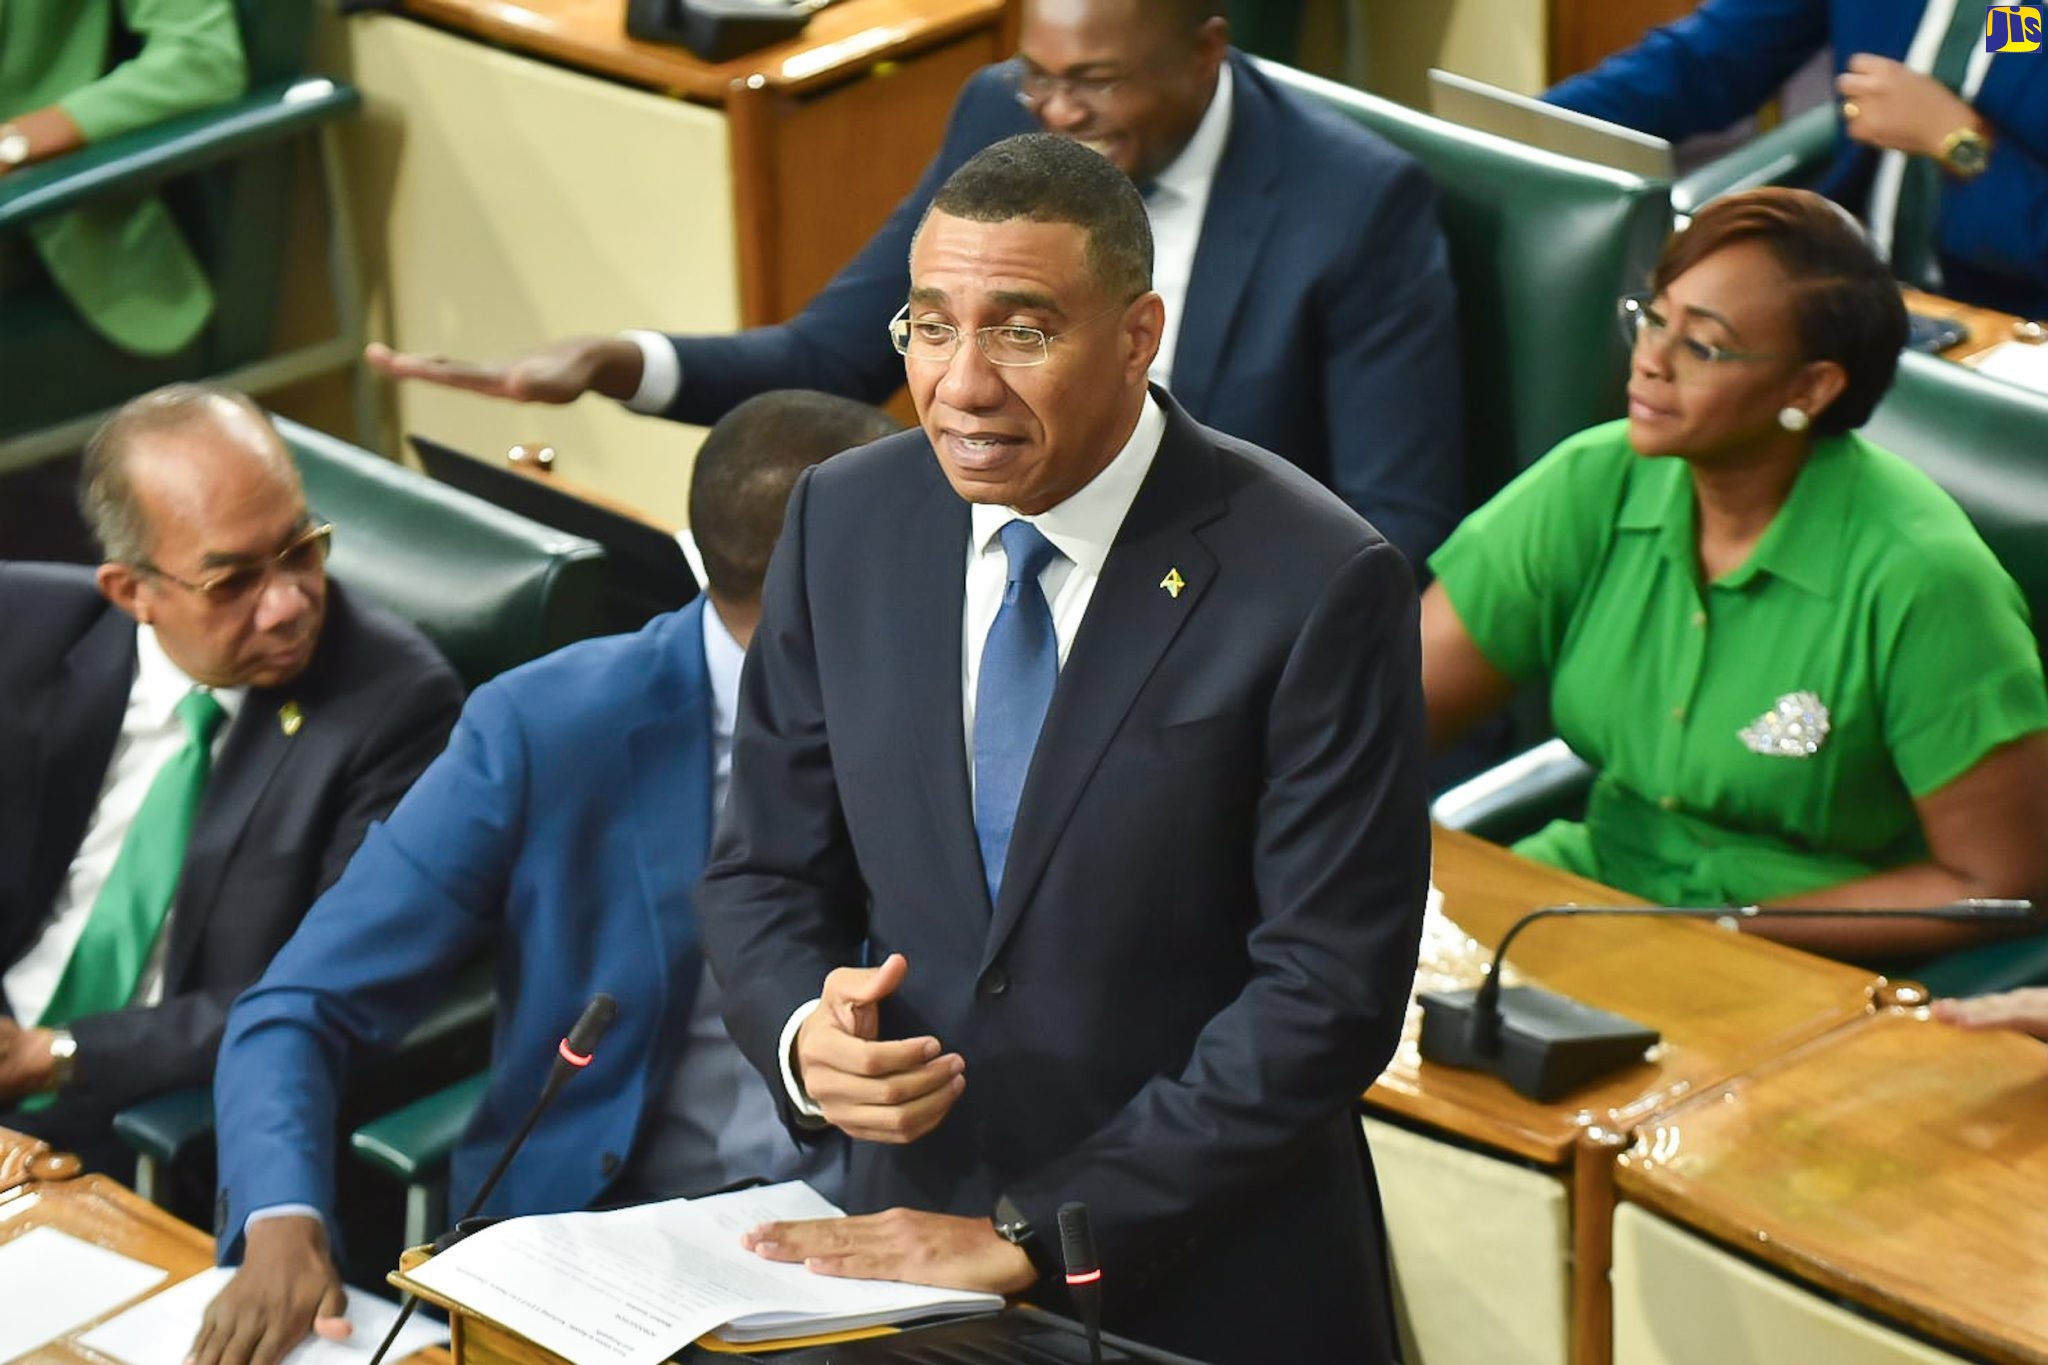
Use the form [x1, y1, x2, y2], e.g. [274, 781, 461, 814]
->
[1064, 1268, 1102, 1285]
[558, 1038, 594, 1067]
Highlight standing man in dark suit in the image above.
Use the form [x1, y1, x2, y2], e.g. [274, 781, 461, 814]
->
[365, 0, 1465, 566]
[0, 385, 461, 1173]
[698, 135, 1431, 1362]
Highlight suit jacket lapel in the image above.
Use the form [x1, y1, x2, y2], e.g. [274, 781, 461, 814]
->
[1169, 54, 1285, 419]
[898, 463, 992, 917]
[162, 684, 297, 991]
[983, 400, 1225, 967]
[625, 604, 713, 1042]
[7, 611, 133, 967]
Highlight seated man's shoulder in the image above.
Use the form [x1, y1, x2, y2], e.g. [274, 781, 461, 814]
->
[1250, 60, 1430, 189]
[0, 559, 103, 616]
[312, 581, 462, 696]
[471, 605, 706, 737]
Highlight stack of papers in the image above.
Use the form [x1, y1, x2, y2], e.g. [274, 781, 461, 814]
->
[406, 1182, 1004, 1365]
[77, 1266, 446, 1365]
[0, 1226, 167, 1358]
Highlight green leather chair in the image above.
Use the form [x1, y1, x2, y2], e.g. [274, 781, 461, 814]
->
[1434, 354, 2048, 994]
[349, 1073, 490, 1250]
[1259, 60, 1673, 496]
[112, 426, 610, 1213]
[0, 1, 366, 474]
[1673, 104, 1835, 215]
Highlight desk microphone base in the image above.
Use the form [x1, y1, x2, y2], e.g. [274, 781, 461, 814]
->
[1417, 985, 1661, 1102]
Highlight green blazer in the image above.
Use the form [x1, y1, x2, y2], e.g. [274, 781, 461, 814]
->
[0, 0, 246, 355]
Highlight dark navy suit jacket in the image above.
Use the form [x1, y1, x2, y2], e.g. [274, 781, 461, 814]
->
[214, 603, 734, 1255]
[665, 53, 1465, 565]
[0, 564, 459, 1137]
[698, 391, 1432, 1362]
[1547, 0, 2048, 314]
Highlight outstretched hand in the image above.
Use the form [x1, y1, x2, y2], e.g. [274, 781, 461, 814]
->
[794, 953, 966, 1143]
[363, 336, 646, 406]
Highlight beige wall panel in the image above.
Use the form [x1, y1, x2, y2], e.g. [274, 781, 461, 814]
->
[1363, 0, 1548, 109]
[1611, 1204, 1968, 1365]
[340, 15, 735, 526]
[1364, 1117, 1571, 1365]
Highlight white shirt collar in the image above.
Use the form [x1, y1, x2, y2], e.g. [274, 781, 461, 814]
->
[970, 392, 1167, 577]
[701, 598, 747, 737]
[1149, 61, 1233, 205]
[134, 624, 245, 729]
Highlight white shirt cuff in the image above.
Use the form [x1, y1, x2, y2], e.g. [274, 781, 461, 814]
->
[241, 1204, 324, 1240]
[778, 998, 827, 1124]
[621, 330, 683, 414]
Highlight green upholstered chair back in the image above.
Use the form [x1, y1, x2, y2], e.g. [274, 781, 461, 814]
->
[1257, 61, 1673, 497]
[276, 417, 611, 688]
[234, 0, 316, 85]
[1861, 353, 2048, 651]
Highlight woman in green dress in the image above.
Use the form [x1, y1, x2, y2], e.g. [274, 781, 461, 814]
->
[0, 0, 246, 355]
[1424, 188, 2048, 962]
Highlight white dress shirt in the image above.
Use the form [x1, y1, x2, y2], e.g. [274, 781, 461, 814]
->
[5, 626, 242, 1027]
[778, 394, 1169, 1116]
[1866, 0, 1995, 271]
[620, 66, 1234, 414]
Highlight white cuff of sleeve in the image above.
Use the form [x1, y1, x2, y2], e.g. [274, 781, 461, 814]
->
[621, 330, 683, 414]
[241, 1204, 324, 1240]
[779, 998, 827, 1124]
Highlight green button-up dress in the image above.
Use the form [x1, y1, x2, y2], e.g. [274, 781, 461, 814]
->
[1432, 419, 2048, 906]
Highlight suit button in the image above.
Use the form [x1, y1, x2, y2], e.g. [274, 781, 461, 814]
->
[601, 1151, 622, 1177]
[981, 969, 1010, 997]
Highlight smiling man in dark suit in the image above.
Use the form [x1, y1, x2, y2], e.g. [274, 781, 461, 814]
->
[365, 0, 1464, 567]
[0, 385, 460, 1172]
[697, 134, 1431, 1362]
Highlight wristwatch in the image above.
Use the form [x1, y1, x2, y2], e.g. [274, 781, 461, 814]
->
[0, 125, 29, 170]
[46, 1028, 78, 1091]
[1937, 125, 1993, 179]
[993, 1194, 1048, 1274]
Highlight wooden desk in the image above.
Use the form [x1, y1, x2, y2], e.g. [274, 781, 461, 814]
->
[1366, 830, 1887, 1365]
[1902, 286, 2042, 366]
[0, 1126, 448, 1365]
[1612, 1009, 2048, 1365]
[332, 0, 1004, 524]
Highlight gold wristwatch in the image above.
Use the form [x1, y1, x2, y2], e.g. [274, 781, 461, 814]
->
[46, 1028, 78, 1091]
[1937, 125, 1992, 179]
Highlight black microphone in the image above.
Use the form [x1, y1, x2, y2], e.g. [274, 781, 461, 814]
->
[1418, 901, 2034, 1102]
[368, 993, 620, 1365]
[1058, 1202, 1104, 1365]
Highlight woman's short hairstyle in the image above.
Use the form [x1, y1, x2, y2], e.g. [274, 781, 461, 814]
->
[1653, 188, 1906, 435]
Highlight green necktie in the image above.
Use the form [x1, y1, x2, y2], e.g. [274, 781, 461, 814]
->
[35, 688, 227, 1030]
[1888, 3, 1984, 288]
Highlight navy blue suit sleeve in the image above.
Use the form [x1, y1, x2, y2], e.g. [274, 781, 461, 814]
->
[211, 685, 525, 1260]
[1544, 0, 1831, 140]
[1943, 125, 2048, 294]
[695, 469, 869, 1129]
[660, 69, 1022, 425]
[1322, 156, 1464, 565]
[1004, 541, 1432, 1280]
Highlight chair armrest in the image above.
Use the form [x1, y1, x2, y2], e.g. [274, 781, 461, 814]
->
[1431, 736, 1596, 844]
[112, 1086, 217, 1169]
[1673, 104, 1836, 215]
[349, 1073, 490, 1186]
[0, 77, 360, 232]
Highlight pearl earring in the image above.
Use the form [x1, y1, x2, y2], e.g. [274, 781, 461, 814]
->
[1778, 406, 1810, 433]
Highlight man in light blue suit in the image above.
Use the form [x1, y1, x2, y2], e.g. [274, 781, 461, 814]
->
[368, 0, 1465, 568]
[1546, 0, 2048, 315]
[192, 391, 900, 1365]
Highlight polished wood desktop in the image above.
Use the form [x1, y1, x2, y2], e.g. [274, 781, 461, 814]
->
[0, 1126, 448, 1365]
[1371, 829, 1889, 1365]
[1614, 1008, 2048, 1365]
[1903, 286, 2045, 367]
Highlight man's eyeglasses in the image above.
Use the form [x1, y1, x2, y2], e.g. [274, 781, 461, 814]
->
[137, 521, 333, 605]
[1618, 293, 1781, 374]
[888, 303, 1124, 367]
[1009, 65, 1129, 109]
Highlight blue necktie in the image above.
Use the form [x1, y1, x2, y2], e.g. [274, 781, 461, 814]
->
[974, 521, 1063, 905]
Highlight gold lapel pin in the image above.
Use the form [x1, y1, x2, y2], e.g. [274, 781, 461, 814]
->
[1160, 568, 1186, 599]
[278, 700, 304, 737]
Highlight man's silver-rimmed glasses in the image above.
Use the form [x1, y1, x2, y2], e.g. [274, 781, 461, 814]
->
[888, 303, 1125, 367]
